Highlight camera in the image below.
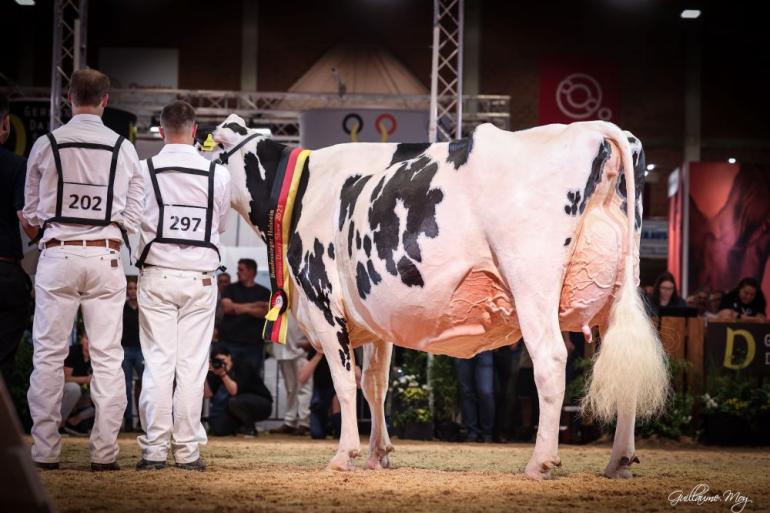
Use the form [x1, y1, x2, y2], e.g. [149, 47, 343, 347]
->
[211, 358, 226, 369]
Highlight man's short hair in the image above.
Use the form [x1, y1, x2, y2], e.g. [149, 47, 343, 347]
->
[160, 100, 196, 134]
[68, 68, 110, 107]
[238, 258, 257, 273]
[0, 94, 9, 117]
[211, 346, 231, 358]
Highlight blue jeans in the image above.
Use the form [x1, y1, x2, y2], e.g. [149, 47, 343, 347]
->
[310, 385, 338, 439]
[122, 346, 144, 426]
[456, 351, 495, 441]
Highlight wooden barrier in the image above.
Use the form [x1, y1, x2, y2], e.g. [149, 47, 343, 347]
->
[658, 316, 706, 394]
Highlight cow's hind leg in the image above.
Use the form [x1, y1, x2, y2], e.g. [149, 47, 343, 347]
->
[604, 399, 638, 478]
[362, 339, 394, 470]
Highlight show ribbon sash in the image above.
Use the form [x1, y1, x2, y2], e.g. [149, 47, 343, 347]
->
[263, 147, 311, 344]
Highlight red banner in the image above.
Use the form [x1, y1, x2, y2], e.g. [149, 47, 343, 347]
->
[539, 59, 619, 124]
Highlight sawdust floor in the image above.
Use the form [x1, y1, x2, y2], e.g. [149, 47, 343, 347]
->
[37, 434, 770, 513]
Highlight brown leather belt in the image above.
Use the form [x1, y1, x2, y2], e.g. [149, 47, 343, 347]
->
[45, 239, 121, 251]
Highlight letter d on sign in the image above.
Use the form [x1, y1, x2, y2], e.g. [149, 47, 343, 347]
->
[723, 328, 756, 370]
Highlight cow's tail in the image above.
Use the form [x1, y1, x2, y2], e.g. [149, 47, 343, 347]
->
[581, 122, 669, 424]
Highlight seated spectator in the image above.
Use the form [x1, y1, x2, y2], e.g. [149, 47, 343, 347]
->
[686, 288, 710, 316]
[298, 348, 361, 440]
[718, 278, 767, 323]
[204, 347, 272, 437]
[61, 332, 95, 436]
[455, 351, 495, 443]
[649, 272, 687, 317]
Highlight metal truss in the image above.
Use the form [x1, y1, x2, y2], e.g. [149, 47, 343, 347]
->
[49, 0, 88, 130]
[429, 0, 464, 142]
[13, 87, 509, 145]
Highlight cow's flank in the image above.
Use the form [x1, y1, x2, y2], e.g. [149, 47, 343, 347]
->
[339, 175, 373, 230]
[368, 155, 443, 286]
[563, 140, 611, 218]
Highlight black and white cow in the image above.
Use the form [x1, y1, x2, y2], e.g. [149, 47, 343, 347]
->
[212, 115, 668, 479]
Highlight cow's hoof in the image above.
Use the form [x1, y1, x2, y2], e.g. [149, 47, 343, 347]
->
[603, 455, 639, 479]
[365, 445, 394, 470]
[327, 450, 359, 471]
[524, 455, 561, 481]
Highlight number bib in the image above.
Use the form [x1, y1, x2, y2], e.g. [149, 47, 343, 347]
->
[61, 182, 108, 220]
[161, 205, 206, 242]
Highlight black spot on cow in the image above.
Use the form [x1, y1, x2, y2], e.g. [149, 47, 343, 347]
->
[368, 155, 443, 283]
[370, 176, 385, 202]
[564, 190, 581, 216]
[339, 174, 372, 230]
[363, 235, 372, 257]
[334, 316, 352, 371]
[367, 260, 382, 285]
[564, 237, 572, 247]
[288, 156, 311, 236]
[327, 242, 335, 260]
[616, 146, 645, 230]
[347, 222, 355, 258]
[397, 256, 425, 287]
[446, 135, 474, 170]
[243, 139, 287, 237]
[287, 237, 335, 327]
[564, 140, 611, 217]
[389, 143, 431, 167]
[356, 262, 371, 298]
[223, 122, 248, 135]
[356, 230, 362, 250]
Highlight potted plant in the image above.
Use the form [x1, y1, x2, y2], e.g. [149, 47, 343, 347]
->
[390, 373, 433, 440]
[701, 375, 770, 446]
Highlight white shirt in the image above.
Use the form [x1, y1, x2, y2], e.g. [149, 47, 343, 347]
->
[23, 114, 144, 246]
[135, 144, 231, 272]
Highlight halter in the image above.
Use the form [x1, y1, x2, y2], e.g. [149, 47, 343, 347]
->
[216, 132, 262, 165]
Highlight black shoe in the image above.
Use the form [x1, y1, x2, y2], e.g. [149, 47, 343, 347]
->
[35, 461, 60, 470]
[91, 462, 121, 472]
[292, 425, 310, 436]
[175, 459, 205, 471]
[269, 424, 296, 435]
[239, 426, 257, 438]
[136, 459, 166, 471]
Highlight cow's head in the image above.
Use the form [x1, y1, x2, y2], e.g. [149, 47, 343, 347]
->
[212, 114, 285, 241]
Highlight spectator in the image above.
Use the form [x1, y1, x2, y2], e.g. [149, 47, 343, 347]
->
[0, 93, 35, 386]
[455, 351, 495, 443]
[649, 272, 686, 317]
[215, 272, 231, 327]
[121, 276, 143, 431]
[299, 349, 341, 440]
[205, 346, 272, 436]
[686, 288, 710, 316]
[269, 316, 312, 436]
[61, 332, 95, 436]
[718, 278, 767, 323]
[705, 290, 724, 320]
[219, 259, 270, 374]
[514, 344, 536, 442]
[492, 346, 515, 443]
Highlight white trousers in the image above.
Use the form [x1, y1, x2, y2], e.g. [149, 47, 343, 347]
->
[137, 266, 216, 464]
[278, 357, 312, 428]
[28, 245, 127, 464]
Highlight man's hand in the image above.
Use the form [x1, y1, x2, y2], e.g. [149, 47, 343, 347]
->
[210, 365, 227, 378]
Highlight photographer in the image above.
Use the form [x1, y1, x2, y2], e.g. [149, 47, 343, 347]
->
[204, 347, 272, 436]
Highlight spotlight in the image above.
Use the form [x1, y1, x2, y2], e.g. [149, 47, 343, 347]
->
[728, 157, 736, 164]
[646, 164, 656, 172]
[15, 0, 35, 5]
[680, 9, 701, 19]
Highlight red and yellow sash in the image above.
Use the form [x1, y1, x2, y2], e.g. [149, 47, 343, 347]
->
[263, 147, 311, 344]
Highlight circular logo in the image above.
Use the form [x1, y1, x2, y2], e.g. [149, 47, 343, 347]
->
[374, 113, 397, 136]
[555, 73, 612, 120]
[271, 289, 288, 314]
[342, 113, 364, 135]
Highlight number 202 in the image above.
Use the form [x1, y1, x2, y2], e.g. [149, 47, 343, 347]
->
[68, 194, 102, 211]
[170, 216, 201, 231]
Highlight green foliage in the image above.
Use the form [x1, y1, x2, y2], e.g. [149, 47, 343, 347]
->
[10, 333, 34, 430]
[390, 373, 433, 428]
[428, 355, 458, 423]
[702, 375, 770, 421]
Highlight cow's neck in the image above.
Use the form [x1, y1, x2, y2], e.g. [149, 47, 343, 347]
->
[243, 138, 310, 243]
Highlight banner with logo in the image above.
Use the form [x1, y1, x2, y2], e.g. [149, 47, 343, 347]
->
[538, 59, 619, 124]
[705, 322, 770, 377]
[299, 109, 429, 149]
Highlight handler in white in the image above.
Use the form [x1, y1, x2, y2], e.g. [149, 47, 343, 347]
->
[134, 101, 231, 471]
[24, 69, 144, 471]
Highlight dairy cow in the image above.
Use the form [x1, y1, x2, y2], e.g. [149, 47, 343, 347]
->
[211, 116, 668, 479]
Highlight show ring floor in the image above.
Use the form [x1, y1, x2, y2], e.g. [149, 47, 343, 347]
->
[37, 434, 770, 513]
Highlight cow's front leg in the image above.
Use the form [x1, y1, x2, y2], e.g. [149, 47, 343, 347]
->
[521, 315, 568, 480]
[361, 340, 394, 470]
[321, 317, 360, 471]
